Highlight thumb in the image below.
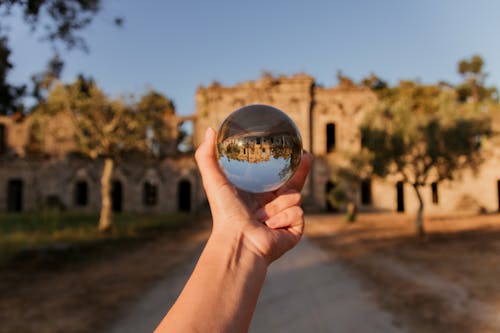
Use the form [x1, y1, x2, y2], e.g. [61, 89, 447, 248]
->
[195, 128, 236, 202]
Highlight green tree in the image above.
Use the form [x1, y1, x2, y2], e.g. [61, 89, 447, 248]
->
[328, 150, 373, 222]
[136, 90, 177, 155]
[361, 80, 492, 237]
[456, 54, 498, 103]
[40, 76, 169, 232]
[0, 0, 122, 114]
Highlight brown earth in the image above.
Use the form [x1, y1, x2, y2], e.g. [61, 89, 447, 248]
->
[0, 220, 210, 333]
[306, 213, 500, 333]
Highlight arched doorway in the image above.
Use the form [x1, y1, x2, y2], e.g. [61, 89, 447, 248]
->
[74, 181, 88, 206]
[396, 181, 405, 212]
[325, 181, 337, 212]
[7, 179, 23, 212]
[112, 180, 123, 212]
[178, 180, 191, 212]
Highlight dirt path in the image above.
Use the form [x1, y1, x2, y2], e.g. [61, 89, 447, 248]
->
[107, 218, 405, 333]
[306, 213, 500, 333]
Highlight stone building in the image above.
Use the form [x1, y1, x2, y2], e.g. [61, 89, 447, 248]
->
[1, 73, 500, 214]
[0, 112, 201, 214]
[194, 73, 500, 214]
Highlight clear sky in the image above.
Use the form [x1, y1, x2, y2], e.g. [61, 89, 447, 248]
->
[6, 0, 500, 116]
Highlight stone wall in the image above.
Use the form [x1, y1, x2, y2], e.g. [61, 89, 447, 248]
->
[1, 73, 500, 215]
[194, 73, 500, 214]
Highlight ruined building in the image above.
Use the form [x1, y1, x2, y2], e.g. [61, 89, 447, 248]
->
[1, 73, 500, 214]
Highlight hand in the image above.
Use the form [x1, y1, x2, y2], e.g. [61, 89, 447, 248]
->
[195, 128, 312, 264]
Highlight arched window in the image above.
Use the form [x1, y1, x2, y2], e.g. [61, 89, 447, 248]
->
[74, 181, 88, 206]
[143, 181, 158, 206]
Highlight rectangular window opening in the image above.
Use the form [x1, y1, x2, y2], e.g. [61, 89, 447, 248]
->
[431, 182, 439, 204]
[326, 123, 336, 153]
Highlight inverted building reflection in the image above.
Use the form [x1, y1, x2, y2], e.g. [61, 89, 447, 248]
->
[219, 133, 301, 166]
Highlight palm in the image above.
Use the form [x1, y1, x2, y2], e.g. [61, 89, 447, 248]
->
[195, 128, 312, 263]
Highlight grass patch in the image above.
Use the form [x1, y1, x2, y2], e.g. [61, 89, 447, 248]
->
[0, 211, 193, 266]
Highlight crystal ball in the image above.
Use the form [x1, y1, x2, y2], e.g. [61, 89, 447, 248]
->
[216, 104, 303, 193]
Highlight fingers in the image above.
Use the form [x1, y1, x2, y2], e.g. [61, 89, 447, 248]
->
[265, 206, 304, 230]
[255, 189, 301, 222]
[277, 151, 313, 195]
[194, 128, 235, 200]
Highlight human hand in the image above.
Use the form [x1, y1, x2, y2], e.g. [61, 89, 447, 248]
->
[195, 128, 312, 264]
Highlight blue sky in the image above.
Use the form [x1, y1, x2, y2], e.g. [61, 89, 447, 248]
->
[6, 0, 500, 116]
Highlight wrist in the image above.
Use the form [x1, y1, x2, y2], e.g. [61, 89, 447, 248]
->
[208, 225, 270, 272]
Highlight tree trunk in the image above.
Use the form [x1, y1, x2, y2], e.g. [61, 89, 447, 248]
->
[98, 158, 114, 234]
[412, 183, 425, 237]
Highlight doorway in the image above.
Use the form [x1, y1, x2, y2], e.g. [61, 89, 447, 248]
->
[7, 179, 23, 212]
[178, 180, 191, 212]
[112, 180, 123, 212]
[396, 181, 405, 212]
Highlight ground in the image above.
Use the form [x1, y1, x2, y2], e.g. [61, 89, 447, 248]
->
[1, 213, 500, 333]
[0, 219, 210, 333]
[306, 213, 500, 333]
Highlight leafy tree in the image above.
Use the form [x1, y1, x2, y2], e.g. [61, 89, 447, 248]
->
[456, 54, 498, 103]
[0, 0, 122, 114]
[361, 80, 492, 237]
[328, 150, 373, 222]
[39, 76, 171, 232]
[0, 36, 26, 114]
[136, 90, 177, 156]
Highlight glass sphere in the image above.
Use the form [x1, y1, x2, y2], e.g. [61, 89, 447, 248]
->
[216, 104, 302, 193]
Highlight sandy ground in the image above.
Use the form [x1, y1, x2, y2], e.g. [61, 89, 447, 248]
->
[107, 217, 404, 333]
[306, 213, 500, 333]
[3, 213, 499, 333]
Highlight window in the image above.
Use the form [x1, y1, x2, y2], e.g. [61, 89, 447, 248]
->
[0, 124, 5, 154]
[256, 137, 261, 145]
[326, 123, 336, 153]
[431, 182, 439, 204]
[361, 179, 372, 205]
[74, 181, 88, 206]
[7, 179, 23, 212]
[178, 180, 191, 212]
[396, 181, 404, 212]
[143, 182, 158, 206]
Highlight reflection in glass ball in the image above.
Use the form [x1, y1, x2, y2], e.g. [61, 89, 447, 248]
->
[217, 104, 303, 193]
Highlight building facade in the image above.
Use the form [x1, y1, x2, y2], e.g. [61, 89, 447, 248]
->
[1, 73, 500, 214]
[194, 73, 500, 214]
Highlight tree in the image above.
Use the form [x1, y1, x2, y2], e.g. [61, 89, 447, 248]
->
[456, 54, 498, 103]
[360, 80, 492, 237]
[137, 90, 177, 156]
[0, 0, 122, 114]
[39, 76, 171, 232]
[328, 150, 373, 222]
